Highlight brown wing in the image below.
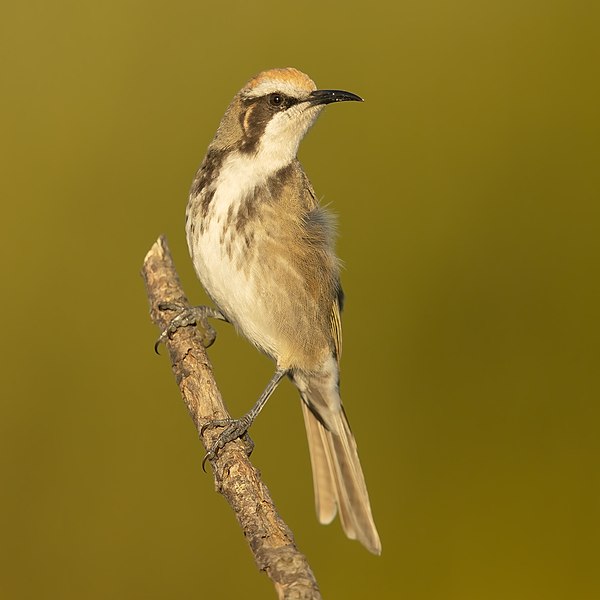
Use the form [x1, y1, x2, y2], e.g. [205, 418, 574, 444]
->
[301, 162, 343, 362]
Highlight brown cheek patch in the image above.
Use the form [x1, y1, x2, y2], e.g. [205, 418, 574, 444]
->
[239, 99, 273, 154]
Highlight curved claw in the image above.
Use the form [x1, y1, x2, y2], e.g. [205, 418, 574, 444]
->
[200, 324, 217, 348]
[200, 418, 231, 471]
[242, 432, 255, 457]
[153, 302, 183, 354]
[154, 326, 175, 354]
[201, 451, 214, 473]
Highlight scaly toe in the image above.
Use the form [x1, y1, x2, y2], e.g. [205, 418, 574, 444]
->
[200, 416, 254, 471]
[154, 305, 221, 353]
[200, 418, 233, 436]
[154, 306, 199, 353]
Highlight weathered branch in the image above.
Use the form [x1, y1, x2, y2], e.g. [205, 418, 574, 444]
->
[141, 235, 321, 600]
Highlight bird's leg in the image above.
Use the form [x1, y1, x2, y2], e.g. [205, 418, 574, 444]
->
[201, 368, 288, 471]
[154, 302, 228, 353]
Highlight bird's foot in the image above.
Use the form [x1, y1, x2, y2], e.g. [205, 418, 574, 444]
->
[200, 415, 255, 471]
[154, 303, 222, 353]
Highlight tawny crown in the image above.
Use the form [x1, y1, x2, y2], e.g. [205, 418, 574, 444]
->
[242, 68, 317, 99]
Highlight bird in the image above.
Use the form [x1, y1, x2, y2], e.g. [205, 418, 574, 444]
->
[159, 67, 381, 554]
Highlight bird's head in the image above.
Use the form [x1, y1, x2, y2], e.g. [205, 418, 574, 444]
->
[211, 68, 362, 169]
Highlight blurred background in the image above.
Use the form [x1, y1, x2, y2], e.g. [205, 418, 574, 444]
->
[1, 1, 598, 598]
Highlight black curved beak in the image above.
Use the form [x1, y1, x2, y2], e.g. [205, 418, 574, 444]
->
[308, 89, 364, 106]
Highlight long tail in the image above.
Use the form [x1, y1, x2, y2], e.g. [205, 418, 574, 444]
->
[301, 394, 381, 555]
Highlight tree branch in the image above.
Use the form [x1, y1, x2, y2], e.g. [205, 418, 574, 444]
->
[141, 235, 322, 600]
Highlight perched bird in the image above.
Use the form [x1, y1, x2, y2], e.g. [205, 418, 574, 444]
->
[161, 67, 380, 554]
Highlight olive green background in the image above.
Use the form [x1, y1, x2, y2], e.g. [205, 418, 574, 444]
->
[1, 1, 598, 598]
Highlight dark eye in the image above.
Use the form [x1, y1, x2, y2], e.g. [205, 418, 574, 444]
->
[268, 93, 284, 108]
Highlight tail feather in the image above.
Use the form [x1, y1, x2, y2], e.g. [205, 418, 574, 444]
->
[301, 400, 381, 555]
[303, 402, 337, 523]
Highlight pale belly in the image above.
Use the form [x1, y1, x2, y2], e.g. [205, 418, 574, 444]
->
[187, 216, 284, 360]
